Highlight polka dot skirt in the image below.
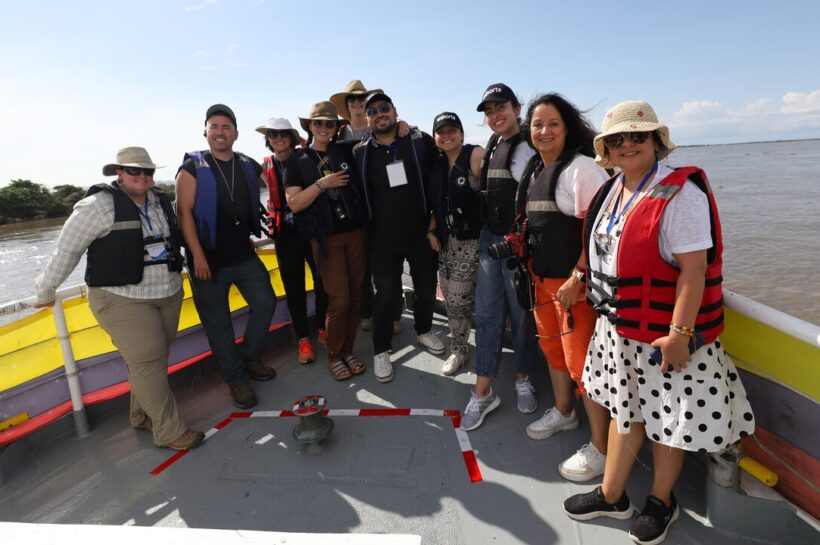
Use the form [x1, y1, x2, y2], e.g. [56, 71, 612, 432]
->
[582, 320, 756, 452]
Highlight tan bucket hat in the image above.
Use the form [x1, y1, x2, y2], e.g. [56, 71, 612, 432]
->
[299, 101, 349, 133]
[255, 117, 302, 142]
[102, 147, 163, 176]
[593, 100, 675, 169]
[330, 80, 383, 120]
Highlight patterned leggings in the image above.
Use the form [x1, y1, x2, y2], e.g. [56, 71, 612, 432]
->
[438, 235, 479, 355]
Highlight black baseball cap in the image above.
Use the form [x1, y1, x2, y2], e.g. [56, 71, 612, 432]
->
[205, 103, 237, 127]
[432, 112, 463, 133]
[476, 83, 517, 112]
[365, 92, 393, 109]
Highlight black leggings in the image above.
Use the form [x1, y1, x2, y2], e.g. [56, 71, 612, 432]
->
[276, 231, 328, 339]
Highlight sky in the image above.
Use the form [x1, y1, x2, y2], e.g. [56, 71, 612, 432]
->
[1, 0, 819, 188]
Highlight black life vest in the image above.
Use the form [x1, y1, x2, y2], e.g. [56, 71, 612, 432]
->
[479, 132, 524, 235]
[517, 153, 583, 278]
[444, 144, 481, 240]
[85, 183, 183, 287]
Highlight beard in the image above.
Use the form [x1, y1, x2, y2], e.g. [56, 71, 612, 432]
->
[373, 120, 397, 136]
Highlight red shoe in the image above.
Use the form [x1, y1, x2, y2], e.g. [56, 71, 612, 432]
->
[298, 338, 315, 364]
[318, 329, 328, 347]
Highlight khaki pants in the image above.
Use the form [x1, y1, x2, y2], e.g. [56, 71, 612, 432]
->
[88, 288, 186, 446]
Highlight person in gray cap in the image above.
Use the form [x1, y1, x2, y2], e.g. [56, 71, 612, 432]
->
[176, 104, 277, 410]
[35, 147, 203, 451]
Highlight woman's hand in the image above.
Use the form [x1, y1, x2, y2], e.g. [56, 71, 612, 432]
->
[192, 251, 212, 281]
[555, 275, 584, 309]
[319, 171, 349, 189]
[427, 232, 440, 252]
[651, 334, 691, 373]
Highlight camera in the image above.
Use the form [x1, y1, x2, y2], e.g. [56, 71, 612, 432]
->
[488, 218, 529, 261]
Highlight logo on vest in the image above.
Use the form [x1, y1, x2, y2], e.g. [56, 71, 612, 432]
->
[340, 162, 349, 171]
[456, 176, 467, 187]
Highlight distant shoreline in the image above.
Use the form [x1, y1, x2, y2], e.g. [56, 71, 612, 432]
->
[677, 137, 820, 148]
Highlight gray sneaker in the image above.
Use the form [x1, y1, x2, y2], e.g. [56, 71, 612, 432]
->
[460, 390, 500, 431]
[515, 376, 537, 414]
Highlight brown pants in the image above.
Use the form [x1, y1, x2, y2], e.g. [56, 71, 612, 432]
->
[88, 288, 186, 446]
[312, 229, 366, 362]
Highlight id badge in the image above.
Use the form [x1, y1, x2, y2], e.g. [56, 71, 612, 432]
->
[386, 161, 408, 188]
[146, 242, 169, 261]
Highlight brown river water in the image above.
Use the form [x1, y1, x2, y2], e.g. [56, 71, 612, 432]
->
[1, 139, 818, 326]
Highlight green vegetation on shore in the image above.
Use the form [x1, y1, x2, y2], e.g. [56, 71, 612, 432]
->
[0, 180, 176, 225]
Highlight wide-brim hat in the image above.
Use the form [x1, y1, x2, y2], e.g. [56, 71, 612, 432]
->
[593, 100, 676, 169]
[255, 117, 301, 142]
[102, 147, 163, 176]
[330, 80, 383, 120]
[298, 101, 349, 133]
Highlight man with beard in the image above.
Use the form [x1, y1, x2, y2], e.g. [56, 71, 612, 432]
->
[176, 104, 277, 409]
[353, 92, 445, 383]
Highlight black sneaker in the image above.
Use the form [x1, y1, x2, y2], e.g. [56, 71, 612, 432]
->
[564, 486, 633, 521]
[629, 493, 679, 545]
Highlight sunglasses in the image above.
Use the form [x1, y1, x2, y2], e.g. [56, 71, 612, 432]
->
[603, 131, 653, 149]
[311, 120, 338, 129]
[534, 299, 575, 340]
[346, 95, 366, 103]
[365, 103, 392, 117]
[267, 129, 292, 139]
[122, 166, 155, 176]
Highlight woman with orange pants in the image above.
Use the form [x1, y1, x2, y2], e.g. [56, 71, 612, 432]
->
[517, 93, 611, 481]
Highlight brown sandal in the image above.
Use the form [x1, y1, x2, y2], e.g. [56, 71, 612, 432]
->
[329, 360, 352, 381]
[344, 354, 366, 375]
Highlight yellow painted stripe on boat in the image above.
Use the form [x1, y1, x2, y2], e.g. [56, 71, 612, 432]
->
[0, 250, 314, 392]
[723, 306, 820, 402]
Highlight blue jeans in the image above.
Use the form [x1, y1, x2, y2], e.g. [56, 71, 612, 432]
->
[189, 255, 276, 386]
[474, 227, 543, 378]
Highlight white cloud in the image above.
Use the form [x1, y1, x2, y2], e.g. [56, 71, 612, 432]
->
[741, 98, 772, 114]
[781, 90, 820, 113]
[196, 43, 245, 71]
[184, 0, 218, 13]
[671, 100, 722, 124]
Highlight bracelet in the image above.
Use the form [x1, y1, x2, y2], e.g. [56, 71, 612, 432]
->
[670, 323, 694, 337]
[316, 180, 326, 192]
[427, 229, 436, 235]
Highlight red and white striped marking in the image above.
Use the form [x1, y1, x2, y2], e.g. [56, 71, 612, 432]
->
[150, 407, 481, 482]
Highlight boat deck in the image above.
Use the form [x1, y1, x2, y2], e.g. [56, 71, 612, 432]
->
[0, 310, 795, 544]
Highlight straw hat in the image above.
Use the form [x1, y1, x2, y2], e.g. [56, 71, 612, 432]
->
[255, 117, 301, 142]
[298, 101, 349, 133]
[330, 80, 383, 120]
[593, 100, 676, 169]
[102, 147, 163, 176]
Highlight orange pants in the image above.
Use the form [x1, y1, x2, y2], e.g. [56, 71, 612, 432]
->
[532, 276, 596, 394]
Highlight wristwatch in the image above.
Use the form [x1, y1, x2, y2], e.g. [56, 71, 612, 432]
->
[571, 267, 586, 284]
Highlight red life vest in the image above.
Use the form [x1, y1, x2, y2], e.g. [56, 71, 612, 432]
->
[262, 156, 283, 238]
[584, 167, 724, 344]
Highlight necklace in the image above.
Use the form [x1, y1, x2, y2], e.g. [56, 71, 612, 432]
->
[215, 155, 236, 202]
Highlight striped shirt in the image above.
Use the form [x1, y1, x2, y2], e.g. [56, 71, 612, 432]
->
[35, 189, 182, 303]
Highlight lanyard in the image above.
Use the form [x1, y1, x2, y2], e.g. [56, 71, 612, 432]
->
[138, 201, 155, 233]
[606, 162, 658, 236]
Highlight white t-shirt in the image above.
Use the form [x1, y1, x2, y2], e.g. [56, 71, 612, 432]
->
[508, 138, 536, 182]
[552, 155, 610, 218]
[590, 163, 712, 276]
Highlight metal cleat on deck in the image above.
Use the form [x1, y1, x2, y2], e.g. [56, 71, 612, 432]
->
[292, 395, 334, 453]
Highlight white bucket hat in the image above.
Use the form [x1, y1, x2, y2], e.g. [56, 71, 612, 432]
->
[593, 100, 675, 169]
[102, 147, 163, 176]
[255, 117, 301, 142]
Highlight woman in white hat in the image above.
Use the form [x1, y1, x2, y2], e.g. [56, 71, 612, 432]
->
[284, 101, 367, 381]
[34, 147, 204, 451]
[257, 118, 329, 366]
[563, 101, 755, 545]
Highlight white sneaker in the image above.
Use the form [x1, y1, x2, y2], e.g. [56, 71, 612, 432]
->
[417, 331, 445, 354]
[373, 351, 393, 383]
[559, 442, 607, 482]
[526, 407, 579, 440]
[442, 352, 469, 376]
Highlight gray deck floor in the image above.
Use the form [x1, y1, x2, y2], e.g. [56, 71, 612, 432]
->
[0, 309, 788, 544]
